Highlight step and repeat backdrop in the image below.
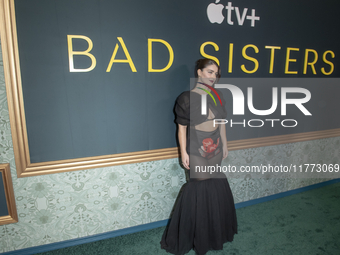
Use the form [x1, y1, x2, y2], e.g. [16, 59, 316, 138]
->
[11, 0, 340, 165]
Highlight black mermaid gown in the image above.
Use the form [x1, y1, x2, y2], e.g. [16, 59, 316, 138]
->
[160, 90, 238, 255]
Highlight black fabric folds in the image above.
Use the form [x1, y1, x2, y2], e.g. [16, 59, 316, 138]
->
[174, 91, 190, 126]
[160, 177, 237, 255]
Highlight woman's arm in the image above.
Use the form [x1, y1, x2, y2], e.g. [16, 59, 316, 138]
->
[178, 124, 189, 169]
[219, 124, 229, 160]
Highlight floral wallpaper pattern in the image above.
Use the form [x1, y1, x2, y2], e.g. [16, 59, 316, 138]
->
[0, 40, 339, 253]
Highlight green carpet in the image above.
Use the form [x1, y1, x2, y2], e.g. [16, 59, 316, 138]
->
[37, 182, 340, 255]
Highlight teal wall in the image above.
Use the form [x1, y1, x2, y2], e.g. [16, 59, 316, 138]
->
[0, 39, 339, 253]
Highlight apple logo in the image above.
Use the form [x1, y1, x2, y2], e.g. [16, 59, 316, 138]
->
[207, 0, 225, 24]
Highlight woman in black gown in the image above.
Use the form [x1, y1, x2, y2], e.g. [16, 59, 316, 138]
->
[160, 58, 238, 255]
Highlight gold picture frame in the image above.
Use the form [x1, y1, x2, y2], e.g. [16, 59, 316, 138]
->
[1, 0, 340, 177]
[0, 163, 18, 225]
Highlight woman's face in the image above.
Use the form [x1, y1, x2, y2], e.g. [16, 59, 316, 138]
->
[197, 64, 219, 86]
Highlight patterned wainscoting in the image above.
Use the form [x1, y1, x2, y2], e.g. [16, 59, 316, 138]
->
[0, 40, 339, 253]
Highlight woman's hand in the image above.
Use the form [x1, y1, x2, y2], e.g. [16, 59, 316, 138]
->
[219, 124, 228, 160]
[178, 124, 189, 169]
[181, 151, 190, 170]
[222, 145, 229, 160]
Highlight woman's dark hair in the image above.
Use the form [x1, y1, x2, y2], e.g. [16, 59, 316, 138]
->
[195, 58, 221, 79]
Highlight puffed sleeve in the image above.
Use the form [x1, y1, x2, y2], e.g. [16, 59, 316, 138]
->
[174, 92, 190, 126]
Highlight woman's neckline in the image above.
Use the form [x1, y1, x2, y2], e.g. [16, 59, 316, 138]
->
[190, 90, 202, 96]
[191, 87, 212, 96]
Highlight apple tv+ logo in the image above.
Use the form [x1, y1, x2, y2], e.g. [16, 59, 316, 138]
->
[207, 0, 260, 27]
